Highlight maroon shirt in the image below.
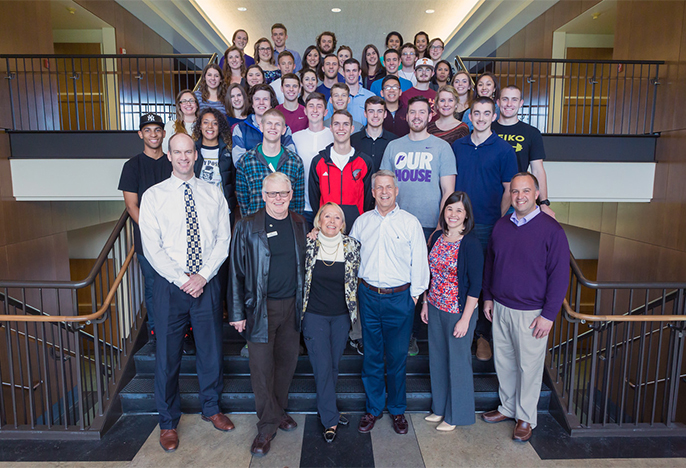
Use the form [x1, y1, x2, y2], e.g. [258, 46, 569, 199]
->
[276, 104, 308, 133]
[383, 102, 410, 137]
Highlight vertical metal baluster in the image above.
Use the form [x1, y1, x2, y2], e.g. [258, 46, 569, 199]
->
[650, 64, 659, 134]
[588, 63, 596, 134]
[642, 64, 650, 134]
[56, 322, 68, 427]
[87, 56, 95, 130]
[604, 61, 612, 135]
[5, 58, 17, 129]
[634, 64, 643, 135]
[95, 54, 104, 130]
[650, 290, 668, 425]
[633, 293, 649, 425]
[23, 319, 36, 428]
[567, 320, 578, 415]
[128, 57, 134, 129]
[4, 292, 18, 427]
[79, 57, 88, 130]
[29, 57, 41, 130]
[628, 64, 636, 134]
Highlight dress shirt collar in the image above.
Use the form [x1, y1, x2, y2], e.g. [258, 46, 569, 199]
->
[364, 127, 390, 141]
[373, 203, 400, 218]
[169, 173, 197, 190]
[510, 206, 540, 227]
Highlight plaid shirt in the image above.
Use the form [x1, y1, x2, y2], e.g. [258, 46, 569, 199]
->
[235, 145, 305, 216]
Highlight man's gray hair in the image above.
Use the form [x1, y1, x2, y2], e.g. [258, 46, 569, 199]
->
[372, 169, 397, 188]
[262, 171, 292, 191]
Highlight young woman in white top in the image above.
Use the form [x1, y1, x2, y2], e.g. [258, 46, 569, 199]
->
[162, 89, 198, 153]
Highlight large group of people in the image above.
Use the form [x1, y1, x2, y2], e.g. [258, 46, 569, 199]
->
[118, 22, 569, 459]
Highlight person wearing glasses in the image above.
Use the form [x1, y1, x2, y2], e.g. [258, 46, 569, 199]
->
[428, 38, 445, 62]
[397, 44, 419, 86]
[163, 90, 198, 154]
[254, 38, 281, 85]
[380, 75, 410, 137]
[235, 108, 304, 217]
[229, 171, 308, 457]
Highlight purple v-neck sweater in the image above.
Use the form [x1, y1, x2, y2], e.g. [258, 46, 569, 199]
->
[482, 213, 570, 321]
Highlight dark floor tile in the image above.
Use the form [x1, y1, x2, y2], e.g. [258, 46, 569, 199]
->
[531, 413, 686, 459]
[299, 414, 374, 468]
[0, 414, 158, 462]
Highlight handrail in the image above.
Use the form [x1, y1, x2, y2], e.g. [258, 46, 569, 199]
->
[192, 53, 218, 93]
[563, 299, 686, 322]
[569, 254, 686, 289]
[0, 211, 129, 289]
[464, 56, 665, 65]
[0, 53, 214, 59]
[0, 245, 134, 323]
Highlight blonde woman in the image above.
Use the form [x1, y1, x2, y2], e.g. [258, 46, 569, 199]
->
[162, 89, 198, 153]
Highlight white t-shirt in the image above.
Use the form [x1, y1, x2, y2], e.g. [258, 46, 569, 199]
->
[292, 127, 334, 212]
[270, 78, 285, 104]
[199, 145, 221, 187]
[330, 147, 354, 172]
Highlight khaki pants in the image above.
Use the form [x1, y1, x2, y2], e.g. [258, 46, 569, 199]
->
[491, 301, 547, 428]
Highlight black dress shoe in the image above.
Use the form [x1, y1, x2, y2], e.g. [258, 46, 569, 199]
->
[392, 414, 409, 434]
[358, 413, 382, 433]
[338, 415, 349, 426]
[324, 427, 337, 443]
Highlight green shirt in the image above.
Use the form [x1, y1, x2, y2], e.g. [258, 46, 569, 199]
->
[258, 144, 284, 172]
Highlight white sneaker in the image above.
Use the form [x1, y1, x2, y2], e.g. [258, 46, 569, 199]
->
[425, 413, 443, 423]
[436, 421, 456, 431]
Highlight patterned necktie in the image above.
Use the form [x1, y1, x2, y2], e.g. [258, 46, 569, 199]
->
[184, 182, 202, 274]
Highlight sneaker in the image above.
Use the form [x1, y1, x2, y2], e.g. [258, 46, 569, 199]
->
[349, 339, 364, 356]
[240, 344, 249, 358]
[182, 327, 196, 355]
[408, 336, 419, 356]
[148, 328, 156, 345]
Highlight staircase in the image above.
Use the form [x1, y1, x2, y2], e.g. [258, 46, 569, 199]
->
[120, 324, 552, 415]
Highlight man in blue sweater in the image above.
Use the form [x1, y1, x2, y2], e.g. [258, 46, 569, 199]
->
[480, 172, 569, 442]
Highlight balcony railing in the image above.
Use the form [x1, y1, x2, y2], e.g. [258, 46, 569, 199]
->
[1, 54, 215, 132]
[0, 212, 143, 439]
[547, 256, 686, 436]
[457, 57, 663, 135]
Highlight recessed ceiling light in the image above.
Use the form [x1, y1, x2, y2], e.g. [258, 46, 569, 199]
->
[237, 7, 247, 11]
[425, 9, 435, 14]
[331, 7, 341, 13]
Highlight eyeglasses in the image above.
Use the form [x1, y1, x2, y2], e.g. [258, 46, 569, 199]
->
[383, 85, 400, 91]
[264, 190, 291, 198]
[258, 47, 271, 52]
[179, 99, 196, 105]
[430, 45, 444, 50]
[401, 52, 416, 57]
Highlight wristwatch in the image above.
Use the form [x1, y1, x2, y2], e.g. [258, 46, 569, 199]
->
[539, 199, 551, 206]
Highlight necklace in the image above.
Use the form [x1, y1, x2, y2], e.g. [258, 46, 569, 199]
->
[318, 239, 341, 267]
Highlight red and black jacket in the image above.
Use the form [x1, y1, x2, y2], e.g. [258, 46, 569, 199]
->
[308, 145, 374, 230]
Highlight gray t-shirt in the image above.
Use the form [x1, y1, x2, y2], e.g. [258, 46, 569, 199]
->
[380, 134, 457, 228]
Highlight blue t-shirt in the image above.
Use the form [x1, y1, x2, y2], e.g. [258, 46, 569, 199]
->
[370, 76, 413, 97]
[452, 132, 517, 226]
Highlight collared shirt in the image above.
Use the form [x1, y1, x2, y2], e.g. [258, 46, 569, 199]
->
[273, 48, 303, 72]
[510, 206, 541, 227]
[325, 85, 376, 126]
[139, 174, 231, 288]
[292, 127, 335, 212]
[349, 204, 429, 298]
[350, 127, 399, 172]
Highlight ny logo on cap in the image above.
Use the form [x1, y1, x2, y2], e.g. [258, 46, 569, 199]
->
[147, 114, 155, 121]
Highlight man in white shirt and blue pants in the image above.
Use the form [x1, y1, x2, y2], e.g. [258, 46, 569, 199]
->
[139, 133, 234, 452]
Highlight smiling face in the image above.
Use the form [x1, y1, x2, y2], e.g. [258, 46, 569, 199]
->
[510, 175, 540, 218]
[306, 49, 320, 68]
[246, 68, 264, 87]
[261, 113, 286, 144]
[435, 63, 451, 83]
[319, 34, 334, 54]
[204, 67, 221, 90]
[415, 35, 428, 54]
[343, 63, 360, 86]
[302, 71, 318, 93]
[179, 92, 197, 117]
[498, 87, 523, 119]
[337, 49, 351, 69]
[233, 30, 248, 50]
[415, 65, 433, 83]
[476, 75, 495, 98]
[365, 48, 379, 67]
[168, 133, 197, 180]
[138, 124, 164, 151]
[401, 48, 417, 68]
[429, 40, 444, 61]
[331, 113, 353, 145]
[278, 56, 295, 74]
[318, 204, 344, 237]
[407, 101, 431, 133]
[305, 98, 327, 124]
[200, 112, 219, 144]
[364, 103, 386, 129]
[380, 78, 401, 104]
[436, 90, 457, 118]
[323, 56, 339, 79]
[256, 40, 272, 62]
[252, 90, 272, 117]
[282, 77, 300, 103]
[372, 175, 398, 212]
[262, 176, 292, 218]
[271, 27, 286, 48]
[228, 50, 242, 70]
[470, 101, 496, 133]
[387, 34, 401, 50]
[384, 53, 400, 74]
[444, 201, 466, 234]
[453, 73, 470, 96]
[230, 87, 244, 110]
[330, 88, 350, 111]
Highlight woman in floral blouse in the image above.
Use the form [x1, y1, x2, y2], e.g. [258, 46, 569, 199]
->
[302, 202, 361, 443]
[421, 191, 484, 431]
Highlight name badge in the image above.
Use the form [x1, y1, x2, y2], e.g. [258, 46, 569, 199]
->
[267, 231, 278, 238]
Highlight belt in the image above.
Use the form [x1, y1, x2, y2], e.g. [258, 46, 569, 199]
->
[359, 279, 410, 295]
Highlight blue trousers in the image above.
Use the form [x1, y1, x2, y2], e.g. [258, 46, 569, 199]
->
[137, 254, 157, 331]
[359, 285, 414, 416]
[153, 275, 223, 429]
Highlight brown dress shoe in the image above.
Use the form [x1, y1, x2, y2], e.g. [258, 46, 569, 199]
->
[392, 414, 409, 435]
[159, 429, 179, 452]
[476, 337, 493, 361]
[513, 420, 532, 442]
[358, 413, 382, 433]
[279, 413, 298, 431]
[202, 413, 235, 431]
[481, 410, 513, 423]
[250, 432, 275, 457]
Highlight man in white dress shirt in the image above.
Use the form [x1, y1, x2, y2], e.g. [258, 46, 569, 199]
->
[139, 133, 234, 453]
[349, 169, 429, 436]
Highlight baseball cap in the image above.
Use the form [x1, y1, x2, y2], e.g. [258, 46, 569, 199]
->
[415, 58, 435, 69]
[139, 113, 164, 130]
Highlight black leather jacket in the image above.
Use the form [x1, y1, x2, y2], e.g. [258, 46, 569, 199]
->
[228, 209, 307, 343]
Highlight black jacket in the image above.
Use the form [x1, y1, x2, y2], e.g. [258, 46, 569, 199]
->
[228, 209, 308, 343]
[194, 138, 237, 211]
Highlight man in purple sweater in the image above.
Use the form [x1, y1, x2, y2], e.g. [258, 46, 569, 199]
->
[481, 172, 569, 442]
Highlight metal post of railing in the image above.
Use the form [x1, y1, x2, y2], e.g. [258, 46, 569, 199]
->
[5, 57, 17, 129]
[650, 63, 660, 133]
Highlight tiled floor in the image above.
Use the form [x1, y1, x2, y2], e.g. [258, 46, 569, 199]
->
[1, 412, 686, 467]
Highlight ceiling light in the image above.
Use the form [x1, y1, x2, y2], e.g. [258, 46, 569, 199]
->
[331, 8, 341, 13]
[425, 9, 435, 14]
[237, 7, 247, 11]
